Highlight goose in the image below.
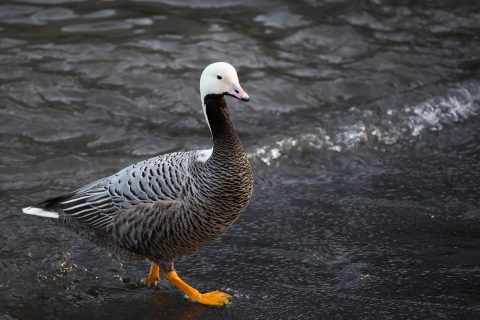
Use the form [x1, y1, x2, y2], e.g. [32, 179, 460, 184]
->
[22, 62, 254, 306]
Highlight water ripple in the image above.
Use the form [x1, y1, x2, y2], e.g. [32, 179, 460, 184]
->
[31, 8, 77, 22]
[62, 21, 134, 33]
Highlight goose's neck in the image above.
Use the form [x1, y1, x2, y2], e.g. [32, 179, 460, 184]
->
[203, 94, 244, 157]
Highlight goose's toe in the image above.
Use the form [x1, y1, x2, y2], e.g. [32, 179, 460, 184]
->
[194, 290, 232, 306]
[142, 275, 160, 285]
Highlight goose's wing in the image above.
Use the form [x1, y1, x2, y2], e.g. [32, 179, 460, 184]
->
[36, 152, 193, 230]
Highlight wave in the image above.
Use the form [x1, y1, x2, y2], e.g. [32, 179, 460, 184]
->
[247, 81, 480, 165]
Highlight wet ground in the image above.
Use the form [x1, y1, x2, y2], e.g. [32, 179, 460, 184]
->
[1, 0, 480, 319]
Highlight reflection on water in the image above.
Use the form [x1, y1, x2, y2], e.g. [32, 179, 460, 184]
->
[1, 0, 480, 318]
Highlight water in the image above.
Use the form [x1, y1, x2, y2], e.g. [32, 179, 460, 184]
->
[1, 0, 480, 318]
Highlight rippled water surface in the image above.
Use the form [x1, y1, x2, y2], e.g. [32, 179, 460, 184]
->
[1, 0, 480, 319]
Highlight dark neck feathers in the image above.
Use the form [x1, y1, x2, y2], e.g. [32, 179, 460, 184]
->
[204, 94, 238, 143]
[201, 94, 253, 215]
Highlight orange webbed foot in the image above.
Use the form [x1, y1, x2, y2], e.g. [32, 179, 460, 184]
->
[142, 263, 160, 284]
[164, 270, 232, 306]
[194, 290, 232, 306]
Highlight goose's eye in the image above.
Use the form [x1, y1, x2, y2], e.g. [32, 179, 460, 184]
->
[217, 75, 222, 80]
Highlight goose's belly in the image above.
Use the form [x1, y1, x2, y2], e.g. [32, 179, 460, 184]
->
[143, 208, 237, 260]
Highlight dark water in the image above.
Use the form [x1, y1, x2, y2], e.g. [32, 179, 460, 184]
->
[1, 0, 480, 319]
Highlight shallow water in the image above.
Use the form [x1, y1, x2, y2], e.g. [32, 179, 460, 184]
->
[1, 0, 480, 318]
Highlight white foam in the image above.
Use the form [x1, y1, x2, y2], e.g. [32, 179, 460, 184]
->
[22, 207, 59, 218]
[197, 148, 213, 163]
[246, 83, 480, 165]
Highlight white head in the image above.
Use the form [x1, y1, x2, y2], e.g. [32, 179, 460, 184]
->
[200, 62, 249, 132]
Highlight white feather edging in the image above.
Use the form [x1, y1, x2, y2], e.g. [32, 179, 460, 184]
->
[197, 148, 213, 163]
[22, 207, 59, 218]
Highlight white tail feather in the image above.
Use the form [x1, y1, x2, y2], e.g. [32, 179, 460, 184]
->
[22, 207, 59, 218]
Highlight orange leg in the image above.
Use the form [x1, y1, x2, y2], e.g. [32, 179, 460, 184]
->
[164, 270, 232, 306]
[143, 263, 160, 284]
